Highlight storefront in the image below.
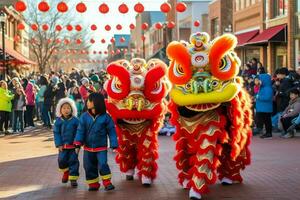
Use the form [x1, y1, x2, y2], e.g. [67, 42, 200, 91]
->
[275, 45, 288, 68]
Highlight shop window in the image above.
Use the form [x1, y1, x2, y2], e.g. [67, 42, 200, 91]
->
[273, 0, 288, 17]
[245, 48, 260, 64]
[275, 45, 287, 69]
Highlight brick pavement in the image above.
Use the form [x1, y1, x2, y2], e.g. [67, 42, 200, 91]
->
[0, 129, 300, 200]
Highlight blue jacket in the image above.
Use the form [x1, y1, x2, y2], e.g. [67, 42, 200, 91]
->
[255, 74, 273, 113]
[53, 117, 79, 148]
[74, 112, 118, 151]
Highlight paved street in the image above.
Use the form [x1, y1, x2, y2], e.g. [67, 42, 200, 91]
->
[0, 128, 300, 200]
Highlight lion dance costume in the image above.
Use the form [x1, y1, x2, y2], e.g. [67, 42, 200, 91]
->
[166, 32, 253, 199]
[105, 58, 169, 186]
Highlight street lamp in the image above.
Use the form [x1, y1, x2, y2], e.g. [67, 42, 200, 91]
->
[0, 11, 6, 80]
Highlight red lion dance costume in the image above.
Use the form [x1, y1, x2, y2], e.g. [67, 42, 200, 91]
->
[105, 58, 169, 186]
[166, 32, 253, 199]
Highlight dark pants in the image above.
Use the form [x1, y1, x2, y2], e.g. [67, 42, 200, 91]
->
[42, 104, 51, 126]
[25, 105, 35, 127]
[58, 149, 80, 180]
[13, 110, 24, 132]
[0, 111, 9, 132]
[83, 150, 112, 184]
[280, 116, 296, 132]
[256, 112, 272, 135]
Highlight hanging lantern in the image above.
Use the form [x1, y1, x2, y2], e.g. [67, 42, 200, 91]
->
[141, 35, 146, 41]
[129, 23, 135, 30]
[155, 22, 163, 30]
[66, 24, 73, 31]
[176, 2, 187, 12]
[64, 39, 70, 45]
[47, 39, 52, 44]
[101, 39, 106, 44]
[15, 1, 27, 12]
[90, 39, 95, 44]
[124, 49, 128, 53]
[116, 24, 122, 30]
[116, 49, 121, 54]
[134, 2, 144, 13]
[14, 35, 21, 42]
[142, 23, 148, 30]
[118, 3, 128, 14]
[42, 24, 49, 31]
[194, 20, 200, 27]
[55, 25, 62, 31]
[75, 25, 82, 31]
[91, 24, 97, 31]
[99, 3, 109, 14]
[31, 24, 38, 31]
[98, 51, 102, 54]
[57, 1, 68, 13]
[72, 50, 77, 54]
[104, 51, 108, 55]
[76, 2, 87, 13]
[76, 39, 82, 44]
[110, 37, 115, 43]
[17, 23, 25, 30]
[111, 50, 115, 55]
[55, 39, 61, 44]
[120, 37, 125, 43]
[105, 25, 111, 31]
[38, 1, 50, 12]
[160, 2, 171, 13]
[93, 51, 97, 54]
[167, 21, 175, 29]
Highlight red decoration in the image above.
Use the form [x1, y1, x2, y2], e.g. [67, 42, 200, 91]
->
[119, 3, 129, 14]
[31, 24, 38, 31]
[116, 49, 121, 54]
[160, 2, 171, 13]
[76, 2, 87, 13]
[167, 21, 175, 29]
[64, 39, 70, 45]
[38, 1, 50, 12]
[116, 24, 122, 30]
[93, 51, 97, 54]
[66, 25, 73, 31]
[47, 39, 51, 44]
[142, 23, 148, 30]
[104, 51, 108, 54]
[99, 3, 109, 14]
[101, 39, 106, 44]
[120, 37, 125, 43]
[75, 25, 82, 31]
[98, 51, 102, 54]
[110, 37, 115, 43]
[129, 23, 135, 30]
[141, 35, 146, 41]
[134, 2, 144, 13]
[42, 24, 49, 31]
[91, 24, 97, 31]
[90, 39, 95, 44]
[176, 2, 187, 12]
[111, 50, 115, 55]
[14, 35, 21, 42]
[105, 25, 111, 31]
[76, 39, 82, 44]
[55, 39, 61, 44]
[194, 20, 200, 27]
[57, 1, 68, 13]
[155, 22, 163, 29]
[17, 23, 25, 30]
[55, 25, 62, 31]
[15, 1, 27, 12]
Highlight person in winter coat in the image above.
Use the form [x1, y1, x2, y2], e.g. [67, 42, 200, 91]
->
[79, 78, 96, 102]
[12, 87, 26, 133]
[254, 74, 273, 139]
[280, 89, 300, 138]
[0, 81, 14, 134]
[22, 78, 36, 128]
[69, 86, 84, 117]
[37, 76, 48, 125]
[74, 93, 118, 191]
[53, 98, 80, 187]
[43, 76, 58, 128]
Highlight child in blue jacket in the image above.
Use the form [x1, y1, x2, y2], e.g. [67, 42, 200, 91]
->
[53, 98, 80, 187]
[74, 93, 118, 191]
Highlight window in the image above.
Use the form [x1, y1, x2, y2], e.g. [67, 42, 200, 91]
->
[235, 0, 240, 11]
[264, 0, 269, 20]
[211, 18, 219, 39]
[275, 45, 288, 68]
[273, 0, 288, 17]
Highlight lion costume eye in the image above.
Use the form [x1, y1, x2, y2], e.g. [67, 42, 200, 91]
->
[111, 78, 122, 93]
[219, 56, 232, 72]
[174, 62, 184, 77]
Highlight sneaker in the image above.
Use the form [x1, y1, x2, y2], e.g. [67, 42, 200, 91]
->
[88, 182, 100, 191]
[260, 134, 272, 139]
[221, 177, 233, 185]
[252, 128, 262, 135]
[70, 180, 78, 187]
[62, 171, 69, 183]
[141, 175, 152, 187]
[189, 188, 202, 200]
[282, 132, 294, 139]
[103, 180, 115, 191]
[126, 175, 134, 181]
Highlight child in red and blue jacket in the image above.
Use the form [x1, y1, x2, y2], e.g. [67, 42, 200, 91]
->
[53, 98, 80, 187]
[74, 93, 118, 191]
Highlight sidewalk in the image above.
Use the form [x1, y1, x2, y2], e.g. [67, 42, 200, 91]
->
[0, 130, 300, 200]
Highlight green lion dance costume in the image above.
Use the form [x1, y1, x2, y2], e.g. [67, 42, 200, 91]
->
[166, 32, 253, 200]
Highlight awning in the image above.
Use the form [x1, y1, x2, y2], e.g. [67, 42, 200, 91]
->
[246, 24, 287, 45]
[0, 45, 37, 65]
[235, 30, 259, 47]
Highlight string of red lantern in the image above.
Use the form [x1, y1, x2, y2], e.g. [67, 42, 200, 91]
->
[176, 2, 187, 12]
[91, 24, 97, 31]
[55, 25, 62, 31]
[194, 20, 200, 27]
[15, 1, 27, 12]
[75, 25, 82, 31]
[105, 25, 111, 31]
[38, 1, 50, 12]
[76, 2, 87, 13]
[57, 1, 68, 13]
[17, 23, 25, 30]
[134, 2, 144, 13]
[119, 3, 129, 14]
[160, 2, 171, 13]
[99, 3, 109, 14]
[116, 24, 122, 30]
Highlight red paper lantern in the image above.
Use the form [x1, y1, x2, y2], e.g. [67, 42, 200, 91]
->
[116, 49, 121, 54]
[176, 2, 187, 12]
[111, 50, 115, 55]
[55, 25, 62, 31]
[66, 24, 73, 31]
[194, 20, 200, 27]
[134, 2, 144, 13]
[76, 2, 86, 13]
[75, 25, 82, 31]
[116, 24, 122, 30]
[38, 1, 50, 12]
[101, 39, 106, 44]
[141, 35, 146, 41]
[155, 22, 163, 29]
[104, 51, 108, 55]
[167, 21, 175, 29]
[14, 35, 21, 42]
[90, 39, 95, 44]
[42, 24, 49, 31]
[160, 2, 171, 13]
[57, 1, 68, 13]
[55, 39, 61, 44]
[64, 39, 70, 45]
[110, 37, 115, 43]
[47, 39, 51, 44]
[99, 3, 109, 14]
[129, 23, 135, 30]
[31, 24, 38, 31]
[76, 39, 82, 44]
[15, 1, 27, 12]
[91, 24, 97, 31]
[17, 23, 25, 30]
[105, 25, 111, 31]
[98, 51, 102, 54]
[93, 51, 97, 54]
[119, 3, 128, 14]
[120, 37, 125, 43]
[142, 23, 148, 30]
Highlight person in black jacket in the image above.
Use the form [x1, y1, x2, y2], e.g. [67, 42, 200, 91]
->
[43, 77, 58, 128]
